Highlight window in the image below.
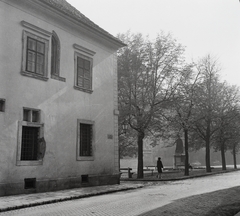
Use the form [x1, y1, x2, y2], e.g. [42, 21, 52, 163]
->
[74, 52, 93, 93]
[80, 123, 92, 156]
[26, 37, 45, 75]
[81, 175, 89, 184]
[21, 30, 49, 81]
[21, 126, 39, 160]
[77, 119, 94, 161]
[24, 178, 36, 189]
[0, 99, 5, 112]
[17, 108, 45, 166]
[51, 31, 65, 82]
[23, 108, 40, 122]
[21, 21, 65, 82]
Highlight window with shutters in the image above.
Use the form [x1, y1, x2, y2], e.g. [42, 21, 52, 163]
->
[77, 119, 94, 161]
[21, 30, 49, 81]
[74, 52, 93, 93]
[17, 108, 45, 166]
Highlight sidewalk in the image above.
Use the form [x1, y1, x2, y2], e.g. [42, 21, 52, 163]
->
[0, 182, 144, 213]
[0, 169, 238, 213]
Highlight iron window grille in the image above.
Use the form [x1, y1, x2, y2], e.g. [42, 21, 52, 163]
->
[76, 119, 94, 161]
[17, 108, 43, 165]
[21, 126, 39, 160]
[80, 123, 92, 156]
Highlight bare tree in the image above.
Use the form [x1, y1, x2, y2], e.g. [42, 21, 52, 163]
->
[212, 83, 240, 170]
[117, 31, 185, 178]
[192, 55, 222, 172]
[168, 65, 200, 175]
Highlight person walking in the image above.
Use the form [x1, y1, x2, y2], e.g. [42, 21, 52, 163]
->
[157, 157, 164, 179]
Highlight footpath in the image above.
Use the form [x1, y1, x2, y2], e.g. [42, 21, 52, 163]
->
[0, 182, 143, 213]
[0, 169, 239, 214]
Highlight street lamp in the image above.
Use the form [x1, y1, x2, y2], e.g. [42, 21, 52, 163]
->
[122, 123, 128, 134]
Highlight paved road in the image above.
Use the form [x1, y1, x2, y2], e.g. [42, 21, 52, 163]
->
[1, 171, 240, 216]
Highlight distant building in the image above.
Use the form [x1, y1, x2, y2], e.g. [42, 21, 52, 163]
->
[0, 0, 125, 196]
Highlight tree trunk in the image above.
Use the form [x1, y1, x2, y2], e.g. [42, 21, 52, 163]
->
[220, 142, 226, 170]
[184, 129, 189, 176]
[137, 131, 144, 178]
[233, 144, 237, 169]
[205, 123, 211, 172]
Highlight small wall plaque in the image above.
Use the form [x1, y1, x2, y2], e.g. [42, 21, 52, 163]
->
[107, 134, 113, 139]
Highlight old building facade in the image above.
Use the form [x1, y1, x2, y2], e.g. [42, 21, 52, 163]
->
[0, 0, 124, 196]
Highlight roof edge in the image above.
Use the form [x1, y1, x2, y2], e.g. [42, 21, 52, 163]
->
[33, 0, 126, 48]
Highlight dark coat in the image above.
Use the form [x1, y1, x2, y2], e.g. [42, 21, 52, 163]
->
[157, 160, 163, 173]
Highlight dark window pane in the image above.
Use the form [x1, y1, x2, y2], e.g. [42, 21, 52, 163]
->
[80, 124, 92, 156]
[37, 54, 44, 64]
[27, 62, 35, 72]
[51, 35, 58, 75]
[26, 51, 36, 72]
[84, 79, 90, 89]
[37, 41, 45, 54]
[27, 38, 36, 51]
[77, 57, 84, 68]
[21, 126, 39, 160]
[84, 59, 90, 70]
[77, 68, 84, 77]
[0, 100, 5, 112]
[36, 63, 44, 75]
[32, 111, 39, 122]
[84, 70, 90, 78]
[27, 51, 36, 61]
[77, 77, 83, 87]
[23, 109, 30, 121]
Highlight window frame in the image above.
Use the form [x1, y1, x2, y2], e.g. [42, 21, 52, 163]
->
[21, 30, 49, 81]
[51, 31, 66, 82]
[76, 119, 94, 161]
[16, 108, 44, 166]
[74, 52, 93, 93]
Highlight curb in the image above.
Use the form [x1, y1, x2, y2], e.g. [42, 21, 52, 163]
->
[0, 184, 144, 213]
[120, 169, 240, 182]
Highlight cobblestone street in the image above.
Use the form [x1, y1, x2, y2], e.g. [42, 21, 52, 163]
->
[0, 171, 240, 216]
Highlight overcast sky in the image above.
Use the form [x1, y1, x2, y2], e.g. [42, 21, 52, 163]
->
[67, 0, 240, 86]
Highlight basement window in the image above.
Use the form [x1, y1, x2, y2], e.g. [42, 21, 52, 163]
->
[81, 175, 89, 183]
[24, 178, 36, 189]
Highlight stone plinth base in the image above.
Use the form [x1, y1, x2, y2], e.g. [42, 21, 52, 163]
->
[0, 173, 120, 197]
[174, 154, 185, 169]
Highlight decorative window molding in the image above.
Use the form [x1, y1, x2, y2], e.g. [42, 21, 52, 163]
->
[76, 119, 94, 161]
[21, 21, 52, 37]
[73, 44, 96, 56]
[0, 99, 5, 112]
[51, 31, 65, 82]
[16, 108, 45, 166]
[21, 31, 49, 81]
[74, 52, 93, 93]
